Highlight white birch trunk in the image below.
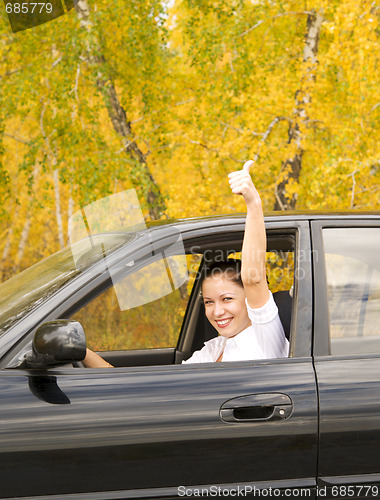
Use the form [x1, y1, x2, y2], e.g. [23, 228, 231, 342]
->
[53, 168, 65, 249]
[274, 10, 324, 210]
[14, 162, 43, 270]
[15, 217, 31, 267]
[74, 0, 166, 220]
[67, 193, 74, 246]
[1, 225, 15, 280]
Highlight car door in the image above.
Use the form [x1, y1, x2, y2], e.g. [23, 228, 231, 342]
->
[0, 218, 318, 499]
[312, 219, 380, 499]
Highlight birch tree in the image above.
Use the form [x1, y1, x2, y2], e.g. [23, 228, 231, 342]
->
[0, 0, 379, 279]
[74, 0, 166, 220]
[274, 9, 324, 210]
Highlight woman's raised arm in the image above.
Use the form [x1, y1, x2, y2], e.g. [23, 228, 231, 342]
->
[228, 160, 270, 309]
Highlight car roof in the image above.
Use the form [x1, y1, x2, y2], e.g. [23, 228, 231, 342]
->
[146, 210, 380, 231]
[264, 210, 380, 220]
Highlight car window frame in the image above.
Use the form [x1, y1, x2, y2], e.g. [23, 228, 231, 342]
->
[0, 232, 153, 368]
[1, 218, 313, 369]
[267, 220, 312, 358]
[177, 222, 311, 359]
[311, 218, 380, 357]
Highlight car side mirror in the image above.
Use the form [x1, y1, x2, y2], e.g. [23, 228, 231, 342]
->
[7, 320, 86, 369]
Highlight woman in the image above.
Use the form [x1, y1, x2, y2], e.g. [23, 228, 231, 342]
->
[83, 160, 289, 367]
[182, 160, 288, 363]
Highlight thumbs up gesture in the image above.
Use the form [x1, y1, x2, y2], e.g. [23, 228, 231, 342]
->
[228, 160, 261, 207]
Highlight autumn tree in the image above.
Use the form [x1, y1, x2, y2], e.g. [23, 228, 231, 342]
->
[274, 9, 324, 210]
[0, 0, 379, 279]
[166, 0, 380, 213]
[0, 0, 174, 277]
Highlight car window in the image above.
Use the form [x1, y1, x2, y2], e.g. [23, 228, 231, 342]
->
[323, 227, 380, 355]
[228, 250, 294, 293]
[71, 232, 295, 359]
[178, 234, 296, 363]
[71, 253, 202, 351]
[0, 233, 133, 338]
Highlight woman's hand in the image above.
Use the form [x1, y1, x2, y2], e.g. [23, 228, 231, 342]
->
[82, 348, 113, 368]
[228, 160, 261, 208]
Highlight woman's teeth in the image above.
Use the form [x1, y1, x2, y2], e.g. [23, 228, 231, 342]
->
[216, 318, 232, 327]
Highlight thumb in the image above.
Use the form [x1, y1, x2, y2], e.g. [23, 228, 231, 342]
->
[243, 160, 254, 173]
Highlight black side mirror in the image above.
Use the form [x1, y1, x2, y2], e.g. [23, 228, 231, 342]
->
[7, 320, 86, 369]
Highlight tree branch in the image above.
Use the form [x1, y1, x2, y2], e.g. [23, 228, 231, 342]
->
[187, 138, 219, 153]
[219, 121, 264, 137]
[3, 133, 30, 145]
[228, 155, 246, 164]
[0, 68, 21, 80]
[253, 116, 291, 162]
[69, 64, 81, 100]
[51, 57, 62, 68]
[238, 20, 264, 38]
[273, 11, 315, 20]
[274, 184, 286, 210]
[238, 11, 315, 39]
[349, 169, 360, 208]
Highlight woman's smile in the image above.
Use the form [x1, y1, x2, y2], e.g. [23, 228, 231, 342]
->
[215, 317, 233, 328]
[202, 275, 251, 338]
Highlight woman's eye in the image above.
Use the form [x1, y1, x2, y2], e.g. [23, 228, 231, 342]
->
[204, 300, 212, 305]
[223, 297, 232, 302]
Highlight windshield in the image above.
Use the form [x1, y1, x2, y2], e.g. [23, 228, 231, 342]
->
[0, 234, 133, 337]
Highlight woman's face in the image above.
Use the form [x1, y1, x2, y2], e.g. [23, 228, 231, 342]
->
[202, 274, 251, 338]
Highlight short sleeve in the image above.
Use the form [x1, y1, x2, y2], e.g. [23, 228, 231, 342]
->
[243, 291, 289, 359]
[246, 291, 278, 324]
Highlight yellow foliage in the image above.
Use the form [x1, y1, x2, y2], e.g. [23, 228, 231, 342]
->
[1, 0, 379, 280]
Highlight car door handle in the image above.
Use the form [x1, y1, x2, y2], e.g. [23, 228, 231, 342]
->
[220, 393, 292, 423]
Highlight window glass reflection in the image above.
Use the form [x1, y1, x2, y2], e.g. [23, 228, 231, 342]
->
[323, 228, 380, 355]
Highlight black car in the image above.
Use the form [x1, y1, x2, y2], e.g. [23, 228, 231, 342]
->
[0, 212, 380, 499]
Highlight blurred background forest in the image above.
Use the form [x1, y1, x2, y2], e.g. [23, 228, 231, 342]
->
[1, 0, 379, 281]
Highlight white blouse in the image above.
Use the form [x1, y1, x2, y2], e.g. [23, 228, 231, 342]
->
[182, 291, 289, 364]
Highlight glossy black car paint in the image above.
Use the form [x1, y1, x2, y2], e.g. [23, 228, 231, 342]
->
[0, 361, 318, 498]
[0, 212, 379, 499]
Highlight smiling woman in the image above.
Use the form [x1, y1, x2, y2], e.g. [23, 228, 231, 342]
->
[182, 263, 289, 364]
[182, 161, 289, 364]
[203, 260, 249, 338]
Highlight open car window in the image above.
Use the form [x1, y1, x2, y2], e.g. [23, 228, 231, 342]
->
[69, 230, 295, 367]
[178, 233, 295, 363]
[71, 253, 203, 352]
